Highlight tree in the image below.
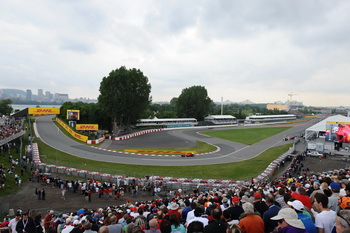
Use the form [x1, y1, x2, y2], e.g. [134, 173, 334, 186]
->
[0, 99, 13, 115]
[98, 66, 151, 135]
[176, 85, 212, 121]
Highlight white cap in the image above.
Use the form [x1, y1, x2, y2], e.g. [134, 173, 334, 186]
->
[73, 220, 80, 225]
[287, 200, 304, 211]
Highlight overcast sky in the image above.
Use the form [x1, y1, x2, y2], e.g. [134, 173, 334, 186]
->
[1, 1, 349, 107]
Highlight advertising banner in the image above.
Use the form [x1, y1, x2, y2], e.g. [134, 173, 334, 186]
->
[28, 108, 60, 115]
[67, 110, 80, 121]
[56, 118, 88, 142]
[326, 121, 350, 143]
[76, 124, 98, 131]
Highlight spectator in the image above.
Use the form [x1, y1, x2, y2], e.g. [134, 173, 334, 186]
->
[335, 210, 350, 233]
[313, 193, 336, 233]
[329, 182, 341, 212]
[159, 220, 171, 233]
[238, 202, 264, 233]
[8, 213, 21, 233]
[271, 208, 307, 233]
[226, 196, 244, 222]
[144, 219, 160, 233]
[253, 192, 268, 217]
[107, 216, 122, 233]
[204, 208, 228, 233]
[292, 187, 312, 210]
[262, 194, 280, 233]
[287, 199, 317, 233]
[187, 221, 204, 233]
[168, 214, 185, 233]
[167, 202, 181, 221]
[83, 221, 97, 233]
[186, 207, 208, 228]
[16, 213, 37, 233]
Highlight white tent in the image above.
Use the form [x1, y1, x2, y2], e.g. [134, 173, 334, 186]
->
[305, 115, 350, 138]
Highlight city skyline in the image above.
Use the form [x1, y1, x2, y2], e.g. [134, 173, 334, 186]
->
[1, 1, 350, 107]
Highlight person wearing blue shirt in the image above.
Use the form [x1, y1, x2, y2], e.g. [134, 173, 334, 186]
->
[288, 199, 317, 233]
[263, 194, 281, 233]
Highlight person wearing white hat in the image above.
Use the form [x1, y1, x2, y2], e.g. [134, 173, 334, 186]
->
[288, 199, 317, 233]
[271, 208, 307, 232]
[168, 202, 181, 221]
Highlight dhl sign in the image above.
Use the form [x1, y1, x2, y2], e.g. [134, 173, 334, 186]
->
[56, 118, 88, 142]
[76, 124, 98, 131]
[28, 108, 60, 115]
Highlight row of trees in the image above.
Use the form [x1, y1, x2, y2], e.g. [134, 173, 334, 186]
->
[58, 66, 290, 135]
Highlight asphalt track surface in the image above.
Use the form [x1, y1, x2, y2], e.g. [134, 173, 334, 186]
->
[35, 115, 317, 166]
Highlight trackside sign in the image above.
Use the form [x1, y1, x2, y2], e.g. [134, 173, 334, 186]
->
[76, 124, 98, 131]
[56, 118, 88, 142]
[28, 108, 60, 115]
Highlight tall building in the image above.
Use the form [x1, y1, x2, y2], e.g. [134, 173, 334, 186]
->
[26, 89, 32, 101]
[38, 89, 44, 100]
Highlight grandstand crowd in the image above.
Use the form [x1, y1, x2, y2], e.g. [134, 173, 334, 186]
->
[0, 116, 22, 141]
[1, 163, 350, 233]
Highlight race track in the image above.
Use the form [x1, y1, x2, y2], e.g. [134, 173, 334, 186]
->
[35, 115, 315, 166]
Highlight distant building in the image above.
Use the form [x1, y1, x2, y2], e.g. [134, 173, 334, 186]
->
[38, 89, 44, 100]
[286, 100, 303, 110]
[54, 93, 69, 102]
[267, 100, 303, 111]
[267, 104, 287, 111]
[26, 89, 32, 101]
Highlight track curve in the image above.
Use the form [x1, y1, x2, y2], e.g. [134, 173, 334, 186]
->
[35, 115, 316, 166]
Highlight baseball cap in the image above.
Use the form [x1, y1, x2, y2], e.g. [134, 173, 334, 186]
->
[287, 200, 304, 211]
[253, 192, 262, 199]
[330, 182, 341, 191]
[232, 196, 240, 203]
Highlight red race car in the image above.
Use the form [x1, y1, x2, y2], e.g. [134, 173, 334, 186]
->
[181, 153, 195, 157]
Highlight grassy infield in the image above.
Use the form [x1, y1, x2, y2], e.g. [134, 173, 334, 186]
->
[39, 122, 291, 180]
[0, 122, 292, 197]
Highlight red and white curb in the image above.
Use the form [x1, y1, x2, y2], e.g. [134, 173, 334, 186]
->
[110, 129, 164, 141]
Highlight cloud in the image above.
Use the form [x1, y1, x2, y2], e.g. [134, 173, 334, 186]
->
[1, 0, 350, 106]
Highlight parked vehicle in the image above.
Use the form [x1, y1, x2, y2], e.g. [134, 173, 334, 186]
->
[307, 151, 323, 157]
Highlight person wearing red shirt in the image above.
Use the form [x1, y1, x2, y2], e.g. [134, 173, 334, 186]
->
[167, 202, 181, 221]
[43, 210, 54, 233]
[291, 187, 312, 209]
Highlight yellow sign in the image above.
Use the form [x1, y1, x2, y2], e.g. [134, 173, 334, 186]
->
[326, 121, 350, 125]
[56, 118, 88, 142]
[76, 124, 98, 131]
[28, 108, 60, 115]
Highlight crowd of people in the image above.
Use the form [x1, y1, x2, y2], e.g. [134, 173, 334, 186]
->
[2, 165, 350, 233]
[0, 116, 22, 141]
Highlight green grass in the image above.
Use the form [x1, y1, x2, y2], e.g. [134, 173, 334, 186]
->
[36, 135, 291, 180]
[201, 127, 291, 145]
[114, 141, 217, 154]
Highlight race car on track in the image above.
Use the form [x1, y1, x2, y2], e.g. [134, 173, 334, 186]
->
[181, 153, 195, 157]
